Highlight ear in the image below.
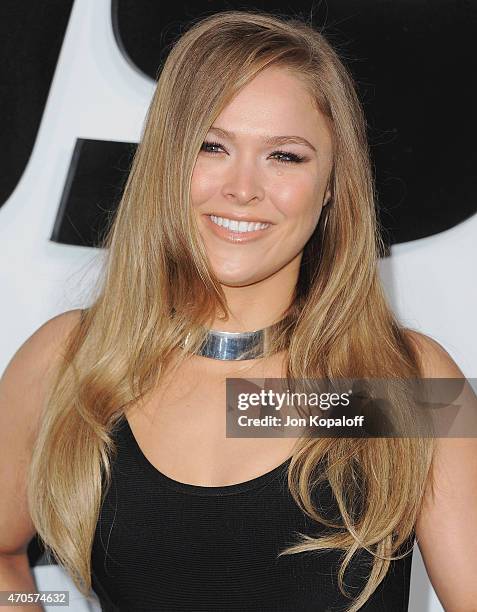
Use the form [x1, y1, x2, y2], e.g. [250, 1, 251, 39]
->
[323, 189, 332, 207]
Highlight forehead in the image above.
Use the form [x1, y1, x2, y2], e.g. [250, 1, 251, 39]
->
[212, 65, 332, 150]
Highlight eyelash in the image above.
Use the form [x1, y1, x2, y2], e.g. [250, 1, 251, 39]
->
[200, 140, 306, 164]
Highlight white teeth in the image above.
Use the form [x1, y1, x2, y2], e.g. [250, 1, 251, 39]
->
[209, 215, 270, 233]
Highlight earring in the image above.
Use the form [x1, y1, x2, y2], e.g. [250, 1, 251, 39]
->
[321, 206, 330, 235]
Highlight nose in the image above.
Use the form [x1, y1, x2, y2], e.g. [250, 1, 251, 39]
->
[221, 156, 265, 205]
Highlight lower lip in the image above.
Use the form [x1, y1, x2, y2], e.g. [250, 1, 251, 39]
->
[203, 215, 272, 243]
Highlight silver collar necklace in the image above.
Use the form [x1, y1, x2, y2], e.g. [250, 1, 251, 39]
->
[186, 317, 288, 361]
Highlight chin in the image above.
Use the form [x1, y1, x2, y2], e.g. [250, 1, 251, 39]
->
[213, 271, 262, 288]
[216, 277, 257, 288]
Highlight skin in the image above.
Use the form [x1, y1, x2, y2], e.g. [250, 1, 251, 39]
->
[189, 75, 477, 609]
[128, 66, 337, 481]
[0, 54, 475, 611]
[191, 64, 333, 333]
[2, 65, 475, 612]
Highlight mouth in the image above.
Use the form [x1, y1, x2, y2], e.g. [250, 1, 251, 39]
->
[203, 214, 272, 243]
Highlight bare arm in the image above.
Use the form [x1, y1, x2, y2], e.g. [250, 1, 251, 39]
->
[0, 310, 83, 611]
[408, 331, 477, 611]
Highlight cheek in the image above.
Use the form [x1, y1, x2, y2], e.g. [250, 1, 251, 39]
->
[271, 178, 321, 225]
[190, 165, 216, 207]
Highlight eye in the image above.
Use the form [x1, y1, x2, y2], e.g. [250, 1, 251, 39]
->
[200, 140, 225, 154]
[199, 141, 306, 164]
[271, 150, 306, 164]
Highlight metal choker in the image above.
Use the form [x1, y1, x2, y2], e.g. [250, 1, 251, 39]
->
[190, 319, 286, 361]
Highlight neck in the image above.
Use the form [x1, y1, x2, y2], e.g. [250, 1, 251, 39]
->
[211, 261, 299, 332]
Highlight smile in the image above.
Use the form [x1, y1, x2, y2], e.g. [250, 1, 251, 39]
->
[209, 215, 270, 233]
[203, 214, 272, 244]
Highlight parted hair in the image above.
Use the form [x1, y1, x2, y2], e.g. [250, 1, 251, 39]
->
[28, 10, 434, 611]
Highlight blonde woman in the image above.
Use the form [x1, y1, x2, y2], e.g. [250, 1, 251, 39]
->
[1, 10, 476, 612]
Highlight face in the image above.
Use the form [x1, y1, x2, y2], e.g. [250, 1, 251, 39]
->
[190, 65, 333, 288]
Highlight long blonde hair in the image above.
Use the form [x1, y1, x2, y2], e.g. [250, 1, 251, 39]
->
[28, 10, 434, 611]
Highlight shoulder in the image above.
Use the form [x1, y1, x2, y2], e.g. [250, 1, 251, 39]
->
[402, 328, 465, 378]
[0, 309, 84, 413]
[31, 308, 84, 348]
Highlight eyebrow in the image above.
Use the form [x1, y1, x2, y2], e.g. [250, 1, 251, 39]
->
[208, 126, 317, 153]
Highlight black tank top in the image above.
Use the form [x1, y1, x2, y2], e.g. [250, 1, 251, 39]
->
[91, 417, 415, 611]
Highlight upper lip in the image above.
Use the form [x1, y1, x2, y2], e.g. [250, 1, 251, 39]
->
[206, 213, 273, 224]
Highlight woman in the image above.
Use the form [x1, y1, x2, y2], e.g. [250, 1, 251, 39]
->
[1, 9, 476, 612]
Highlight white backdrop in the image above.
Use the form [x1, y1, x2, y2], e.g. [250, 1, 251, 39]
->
[1, 0, 475, 610]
